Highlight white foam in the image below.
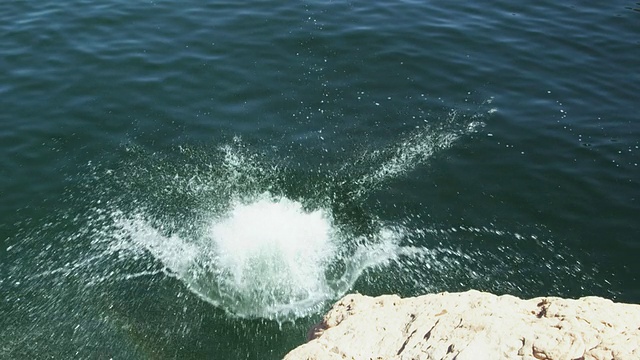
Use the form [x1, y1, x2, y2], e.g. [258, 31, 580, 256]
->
[206, 194, 338, 316]
[111, 192, 416, 320]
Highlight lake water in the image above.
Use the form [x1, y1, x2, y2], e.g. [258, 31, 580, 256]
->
[1, 1, 639, 358]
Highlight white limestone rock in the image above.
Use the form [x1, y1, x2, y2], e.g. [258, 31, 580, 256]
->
[284, 290, 640, 360]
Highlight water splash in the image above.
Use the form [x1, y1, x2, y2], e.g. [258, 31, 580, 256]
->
[358, 113, 481, 189]
[344, 112, 484, 199]
[94, 111, 490, 321]
[112, 192, 417, 320]
[11, 105, 549, 323]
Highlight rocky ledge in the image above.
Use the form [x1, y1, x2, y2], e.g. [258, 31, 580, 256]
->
[284, 290, 640, 360]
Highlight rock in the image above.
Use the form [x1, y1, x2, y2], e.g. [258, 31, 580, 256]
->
[284, 290, 640, 360]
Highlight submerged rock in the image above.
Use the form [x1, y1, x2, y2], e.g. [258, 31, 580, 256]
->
[284, 290, 640, 360]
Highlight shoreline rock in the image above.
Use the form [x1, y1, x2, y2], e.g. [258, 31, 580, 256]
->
[284, 290, 640, 360]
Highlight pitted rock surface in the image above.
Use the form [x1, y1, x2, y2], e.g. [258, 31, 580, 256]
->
[284, 290, 640, 360]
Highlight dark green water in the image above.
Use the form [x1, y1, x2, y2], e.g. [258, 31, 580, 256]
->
[1, 1, 639, 359]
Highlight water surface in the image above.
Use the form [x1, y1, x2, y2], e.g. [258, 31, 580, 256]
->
[1, 1, 639, 358]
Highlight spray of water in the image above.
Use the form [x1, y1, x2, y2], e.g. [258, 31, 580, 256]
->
[115, 194, 341, 319]
[111, 187, 422, 320]
[91, 112, 488, 321]
[7, 101, 602, 328]
[11, 105, 555, 325]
